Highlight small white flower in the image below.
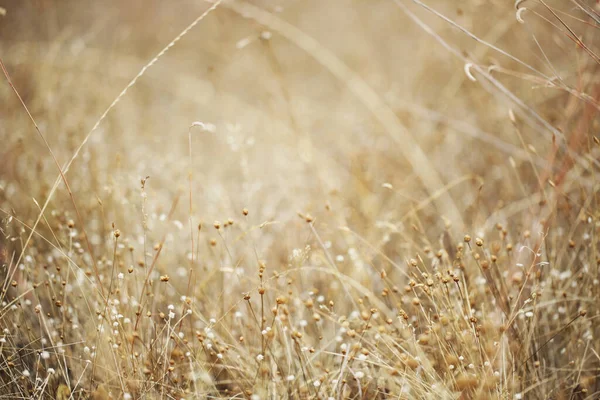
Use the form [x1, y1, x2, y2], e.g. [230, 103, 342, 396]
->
[22, 370, 30, 377]
[47, 368, 55, 375]
[256, 354, 264, 362]
[313, 380, 321, 387]
[286, 375, 295, 381]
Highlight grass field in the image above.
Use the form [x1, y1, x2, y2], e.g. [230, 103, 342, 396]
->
[1, 0, 599, 398]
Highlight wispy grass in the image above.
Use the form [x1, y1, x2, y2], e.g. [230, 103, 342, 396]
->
[0, 0, 599, 398]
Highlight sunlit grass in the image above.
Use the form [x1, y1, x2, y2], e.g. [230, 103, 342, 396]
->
[0, 1, 599, 398]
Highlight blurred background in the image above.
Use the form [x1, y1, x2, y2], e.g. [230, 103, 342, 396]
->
[2, 0, 580, 236]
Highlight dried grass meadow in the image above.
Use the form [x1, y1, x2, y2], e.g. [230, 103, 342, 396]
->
[0, 0, 599, 399]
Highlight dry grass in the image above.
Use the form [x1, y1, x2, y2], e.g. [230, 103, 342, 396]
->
[0, 0, 599, 399]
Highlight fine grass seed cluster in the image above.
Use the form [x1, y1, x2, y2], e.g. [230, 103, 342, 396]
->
[0, 0, 599, 399]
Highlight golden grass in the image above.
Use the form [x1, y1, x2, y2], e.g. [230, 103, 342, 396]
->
[0, 0, 599, 398]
